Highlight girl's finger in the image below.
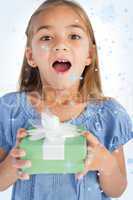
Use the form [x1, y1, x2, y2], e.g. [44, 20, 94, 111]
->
[12, 159, 32, 169]
[82, 132, 101, 147]
[75, 155, 93, 180]
[15, 128, 28, 148]
[75, 148, 95, 180]
[10, 148, 26, 158]
[16, 128, 27, 139]
[17, 169, 30, 180]
[86, 149, 95, 162]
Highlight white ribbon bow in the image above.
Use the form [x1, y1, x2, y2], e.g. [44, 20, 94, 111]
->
[27, 108, 83, 160]
[27, 107, 82, 142]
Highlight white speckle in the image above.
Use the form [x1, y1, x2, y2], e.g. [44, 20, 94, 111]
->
[24, 79, 29, 83]
[94, 68, 98, 72]
[97, 172, 100, 176]
[65, 162, 74, 169]
[127, 158, 133, 164]
[88, 187, 91, 191]
[100, 190, 103, 193]
[69, 100, 75, 106]
[98, 108, 102, 113]
[75, 19, 79, 23]
[114, 110, 118, 114]
[80, 76, 84, 80]
[114, 149, 119, 153]
[25, 68, 29, 72]
[41, 46, 49, 51]
[68, 74, 80, 82]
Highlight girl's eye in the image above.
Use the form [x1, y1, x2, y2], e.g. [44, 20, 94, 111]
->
[40, 36, 52, 41]
[39, 34, 81, 41]
[70, 34, 81, 40]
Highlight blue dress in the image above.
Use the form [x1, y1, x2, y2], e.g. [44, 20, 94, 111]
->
[0, 91, 132, 200]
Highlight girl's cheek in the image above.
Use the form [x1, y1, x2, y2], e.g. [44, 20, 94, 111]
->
[33, 44, 50, 56]
[40, 45, 50, 52]
[32, 39, 50, 53]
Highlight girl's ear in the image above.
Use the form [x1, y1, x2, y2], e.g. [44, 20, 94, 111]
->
[85, 47, 93, 66]
[25, 47, 37, 68]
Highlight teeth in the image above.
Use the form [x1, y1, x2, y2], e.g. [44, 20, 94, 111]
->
[57, 59, 69, 63]
[52, 59, 72, 68]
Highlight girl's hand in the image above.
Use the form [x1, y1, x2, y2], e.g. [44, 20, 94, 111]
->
[10, 128, 32, 180]
[75, 132, 113, 180]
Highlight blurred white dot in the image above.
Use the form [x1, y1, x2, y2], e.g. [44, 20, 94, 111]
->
[68, 74, 80, 81]
[88, 187, 91, 191]
[69, 100, 75, 106]
[80, 76, 84, 80]
[97, 172, 100, 176]
[114, 110, 118, 114]
[41, 46, 49, 51]
[75, 19, 79, 23]
[114, 149, 119, 153]
[98, 108, 102, 112]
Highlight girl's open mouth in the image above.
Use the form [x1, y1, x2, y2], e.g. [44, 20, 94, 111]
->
[52, 60, 72, 73]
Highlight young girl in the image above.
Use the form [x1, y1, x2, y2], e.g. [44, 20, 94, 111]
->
[0, 0, 132, 200]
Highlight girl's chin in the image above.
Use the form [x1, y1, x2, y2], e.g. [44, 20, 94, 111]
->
[54, 87, 68, 92]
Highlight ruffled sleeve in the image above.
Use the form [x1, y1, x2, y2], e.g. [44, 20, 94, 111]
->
[0, 91, 41, 157]
[0, 94, 13, 155]
[86, 98, 133, 152]
[0, 92, 25, 155]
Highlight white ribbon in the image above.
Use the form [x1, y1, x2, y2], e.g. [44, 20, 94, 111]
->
[27, 108, 83, 160]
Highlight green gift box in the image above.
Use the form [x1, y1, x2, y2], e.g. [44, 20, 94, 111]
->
[20, 125, 87, 174]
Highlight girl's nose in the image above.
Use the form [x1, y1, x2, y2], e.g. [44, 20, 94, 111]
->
[52, 43, 69, 52]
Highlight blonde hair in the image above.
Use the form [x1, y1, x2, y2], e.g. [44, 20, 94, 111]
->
[18, 0, 111, 103]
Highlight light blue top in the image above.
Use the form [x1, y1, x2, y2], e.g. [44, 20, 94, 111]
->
[0, 91, 132, 200]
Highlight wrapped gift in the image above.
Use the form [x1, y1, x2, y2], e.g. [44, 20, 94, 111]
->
[20, 108, 87, 174]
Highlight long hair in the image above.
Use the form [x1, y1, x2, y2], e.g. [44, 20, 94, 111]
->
[17, 0, 111, 103]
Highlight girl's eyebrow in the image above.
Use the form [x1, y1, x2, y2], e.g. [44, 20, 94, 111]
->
[67, 24, 86, 32]
[35, 24, 86, 33]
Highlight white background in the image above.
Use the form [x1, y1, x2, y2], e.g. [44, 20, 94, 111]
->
[0, 0, 133, 199]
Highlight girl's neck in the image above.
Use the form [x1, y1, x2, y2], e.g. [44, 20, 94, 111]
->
[41, 81, 81, 108]
[27, 90, 87, 123]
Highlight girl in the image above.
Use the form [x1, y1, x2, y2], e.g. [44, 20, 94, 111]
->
[0, 0, 132, 200]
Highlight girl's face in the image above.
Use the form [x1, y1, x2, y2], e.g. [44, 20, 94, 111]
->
[26, 5, 92, 92]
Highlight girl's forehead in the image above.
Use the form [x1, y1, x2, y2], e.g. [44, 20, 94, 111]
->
[32, 5, 87, 32]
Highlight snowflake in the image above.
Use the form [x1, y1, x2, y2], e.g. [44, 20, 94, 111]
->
[127, 158, 133, 165]
[98, 4, 116, 23]
[68, 74, 82, 82]
[41, 46, 49, 51]
[65, 162, 75, 170]
[88, 187, 92, 191]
